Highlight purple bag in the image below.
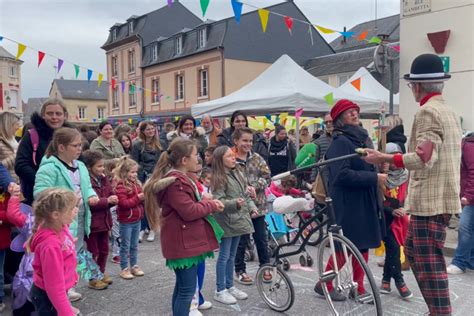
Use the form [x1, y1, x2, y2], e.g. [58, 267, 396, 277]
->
[12, 253, 34, 310]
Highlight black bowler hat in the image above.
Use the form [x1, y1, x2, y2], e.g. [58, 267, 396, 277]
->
[403, 53, 451, 82]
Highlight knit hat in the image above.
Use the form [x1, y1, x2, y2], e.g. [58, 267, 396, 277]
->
[330, 99, 360, 121]
[386, 142, 403, 154]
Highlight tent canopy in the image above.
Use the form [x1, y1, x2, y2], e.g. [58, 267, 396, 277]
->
[191, 54, 382, 118]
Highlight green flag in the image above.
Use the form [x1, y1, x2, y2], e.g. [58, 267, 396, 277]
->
[74, 64, 80, 79]
[200, 0, 210, 17]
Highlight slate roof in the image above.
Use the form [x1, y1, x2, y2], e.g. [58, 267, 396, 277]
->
[101, 2, 203, 49]
[142, 1, 334, 68]
[330, 14, 399, 53]
[24, 97, 48, 123]
[0, 46, 16, 60]
[52, 79, 108, 100]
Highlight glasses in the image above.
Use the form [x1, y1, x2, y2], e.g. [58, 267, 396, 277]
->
[406, 82, 414, 89]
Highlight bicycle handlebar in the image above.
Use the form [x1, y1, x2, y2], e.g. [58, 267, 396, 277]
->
[271, 148, 367, 181]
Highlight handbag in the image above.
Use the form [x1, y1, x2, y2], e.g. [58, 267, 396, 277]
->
[312, 171, 327, 204]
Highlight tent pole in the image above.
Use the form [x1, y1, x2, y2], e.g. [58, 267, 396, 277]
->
[389, 58, 394, 115]
[295, 113, 300, 151]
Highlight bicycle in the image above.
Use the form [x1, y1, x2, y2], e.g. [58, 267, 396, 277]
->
[255, 150, 382, 315]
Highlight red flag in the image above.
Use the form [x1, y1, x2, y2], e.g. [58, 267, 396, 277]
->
[38, 51, 45, 67]
[284, 16, 293, 34]
[111, 78, 116, 89]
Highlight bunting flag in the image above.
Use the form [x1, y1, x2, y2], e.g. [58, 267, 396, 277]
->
[128, 118, 133, 124]
[324, 92, 334, 107]
[263, 117, 268, 128]
[368, 36, 382, 44]
[38, 51, 45, 67]
[315, 25, 336, 34]
[74, 64, 80, 78]
[87, 69, 93, 82]
[274, 114, 280, 125]
[295, 108, 304, 119]
[392, 45, 400, 53]
[16, 43, 26, 60]
[339, 31, 355, 38]
[357, 30, 368, 41]
[57, 59, 64, 73]
[284, 16, 293, 34]
[167, 0, 173, 7]
[264, 114, 273, 123]
[231, 0, 243, 23]
[98, 73, 104, 87]
[280, 112, 288, 120]
[111, 78, 116, 89]
[281, 117, 287, 126]
[130, 83, 135, 94]
[200, 0, 210, 17]
[292, 118, 296, 128]
[350, 78, 361, 91]
[121, 81, 125, 93]
[258, 9, 270, 33]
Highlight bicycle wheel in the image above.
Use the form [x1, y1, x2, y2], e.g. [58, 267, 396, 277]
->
[317, 234, 382, 316]
[256, 264, 295, 312]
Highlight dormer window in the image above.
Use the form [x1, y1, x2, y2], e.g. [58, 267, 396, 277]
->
[112, 29, 117, 41]
[198, 28, 207, 48]
[152, 44, 158, 60]
[129, 21, 134, 34]
[175, 36, 183, 55]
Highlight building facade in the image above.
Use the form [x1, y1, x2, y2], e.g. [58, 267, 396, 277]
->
[0, 46, 23, 116]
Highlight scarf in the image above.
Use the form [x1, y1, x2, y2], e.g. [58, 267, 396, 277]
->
[334, 124, 372, 148]
[386, 168, 409, 189]
[269, 136, 288, 153]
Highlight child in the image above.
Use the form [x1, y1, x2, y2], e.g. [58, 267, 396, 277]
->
[29, 188, 80, 316]
[143, 138, 224, 316]
[200, 168, 212, 194]
[82, 150, 117, 287]
[34, 127, 104, 299]
[211, 146, 257, 305]
[204, 145, 216, 167]
[113, 157, 145, 279]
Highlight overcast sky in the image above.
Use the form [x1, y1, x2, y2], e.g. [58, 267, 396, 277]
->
[0, 0, 399, 101]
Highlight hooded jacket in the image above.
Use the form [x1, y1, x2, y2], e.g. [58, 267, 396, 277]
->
[461, 133, 474, 205]
[167, 127, 208, 159]
[114, 180, 144, 224]
[386, 125, 407, 154]
[15, 112, 73, 205]
[217, 127, 269, 161]
[89, 174, 113, 232]
[130, 140, 161, 183]
[154, 171, 219, 260]
[268, 136, 296, 177]
[31, 225, 78, 316]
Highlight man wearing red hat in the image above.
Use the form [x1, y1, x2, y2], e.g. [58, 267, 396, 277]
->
[363, 54, 463, 315]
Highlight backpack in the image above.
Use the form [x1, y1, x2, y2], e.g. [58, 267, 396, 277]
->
[29, 129, 39, 166]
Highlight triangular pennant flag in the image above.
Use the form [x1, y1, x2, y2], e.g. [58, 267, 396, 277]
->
[74, 64, 80, 79]
[130, 83, 135, 94]
[121, 81, 125, 93]
[0, 36, 3, 42]
[324, 92, 334, 107]
[263, 117, 268, 128]
[231, 0, 243, 24]
[392, 45, 400, 53]
[87, 69, 93, 82]
[38, 51, 45, 67]
[57, 59, 64, 73]
[368, 36, 382, 44]
[258, 9, 270, 33]
[98, 73, 104, 87]
[280, 112, 288, 120]
[16, 43, 26, 60]
[284, 16, 293, 34]
[295, 108, 304, 119]
[200, 0, 210, 17]
[128, 118, 133, 124]
[111, 78, 116, 89]
[167, 0, 173, 7]
[350, 78, 361, 91]
[339, 31, 355, 38]
[315, 25, 336, 34]
[357, 30, 368, 41]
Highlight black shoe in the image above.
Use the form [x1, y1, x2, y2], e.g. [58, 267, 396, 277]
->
[314, 282, 347, 301]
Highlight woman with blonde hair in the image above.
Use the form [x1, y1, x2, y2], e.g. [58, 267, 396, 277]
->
[0, 112, 21, 183]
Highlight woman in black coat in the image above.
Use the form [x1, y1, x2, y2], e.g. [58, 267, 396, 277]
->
[314, 99, 385, 299]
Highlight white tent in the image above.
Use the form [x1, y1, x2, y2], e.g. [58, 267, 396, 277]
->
[339, 67, 399, 113]
[191, 54, 381, 118]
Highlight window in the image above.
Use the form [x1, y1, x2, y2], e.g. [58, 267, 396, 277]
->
[128, 50, 135, 73]
[198, 28, 207, 48]
[129, 85, 136, 107]
[337, 73, 352, 87]
[152, 44, 158, 60]
[78, 106, 86, 120]
[112, 29, 117, 41]
[175, 74, 184, 101]
[97, 107, 105, 120]
[175, 36, 183, 55]
[151, 79, 160, 104]
[198, 69, 208, 98]
[129, 21, 134, 34]
[112, 56, 118, 76]
[112, 87, 119, 109]
[9, 65, 17, 77]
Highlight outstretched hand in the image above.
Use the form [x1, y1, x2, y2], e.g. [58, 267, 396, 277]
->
[362, 149, 389, 165]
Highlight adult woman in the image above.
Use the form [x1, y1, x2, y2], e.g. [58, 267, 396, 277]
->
[217, 111, 268, 161]
[0, 112, 21, 183]
[90, 122, 126, 161]
[267, 125, 296, 177]
[15, 98, 71, 205]
[314, 99, 384, 300]
[167, 115, 208, 159]
[117, 133, 133, 155]
[131, 121, 162, 242]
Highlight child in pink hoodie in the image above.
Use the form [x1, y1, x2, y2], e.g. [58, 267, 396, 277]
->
[29, 188, 80, 316]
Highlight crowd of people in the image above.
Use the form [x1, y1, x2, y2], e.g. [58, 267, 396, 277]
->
[0, 53, 471, 316]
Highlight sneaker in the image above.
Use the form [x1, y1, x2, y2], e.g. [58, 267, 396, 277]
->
[111, 255, 120, 264]
[0, 303, 5, 312]
[67, 288, 82, 302]
[314, 282, 347, 301]
[235, 272, 253, 285]
[120, 268, 135, 280]
[189, 309, 203, 316]
[214, 289, 237, 305]
[102, 272, 113, 285]
[395, 282, 413, 299]
[147, 231, 155, 242]
[379, 280, 391, 294]
[88, 279, 108, 290]
[228, 286, 248, 300]
[198, 300, 213, 310]
[447, 264, 464, 275]
[131, 265, 145, 276]
[262, 270, 273, 283]
[139, 230, 145, 243]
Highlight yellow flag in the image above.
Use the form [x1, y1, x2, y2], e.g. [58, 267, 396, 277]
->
[98, 73, 104, 87]
[128, 118, 133, 124]
[315, 25, 335, 34]
[263, 117, 268, 128]
[16, 43, 27, 60]
[258, 9, 270, 33]
[280, 112, 288, 120]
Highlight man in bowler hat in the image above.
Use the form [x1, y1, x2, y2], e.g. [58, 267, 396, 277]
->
[363, 53, 462, 315]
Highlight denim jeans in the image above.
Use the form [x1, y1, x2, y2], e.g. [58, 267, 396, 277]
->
[0, 249, 5, 303]
[216, 236, 240, 292]
[235, 216, 270, 273]
[141, 215, 150, 231]
[172, 265, 198, 316]
[452, 205, 474, 271]
[31, 284, 57, 315]
[119, 221, 140, 270]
